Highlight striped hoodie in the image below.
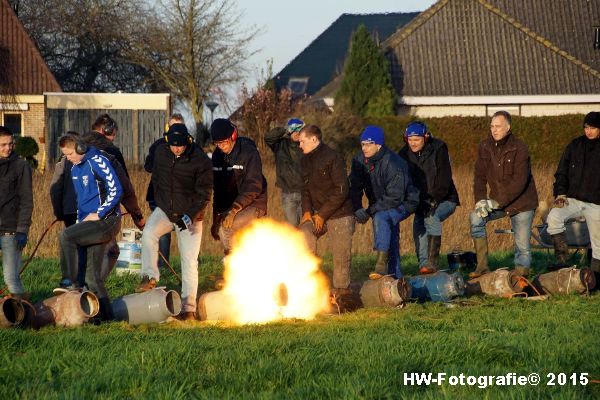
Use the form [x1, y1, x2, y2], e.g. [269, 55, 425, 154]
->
[70, 146, 123, 221]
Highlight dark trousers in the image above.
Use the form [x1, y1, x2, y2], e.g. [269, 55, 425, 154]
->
[59, 215, 120, 298]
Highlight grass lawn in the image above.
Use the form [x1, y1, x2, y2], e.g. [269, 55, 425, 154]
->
[0, 252, 599, 399]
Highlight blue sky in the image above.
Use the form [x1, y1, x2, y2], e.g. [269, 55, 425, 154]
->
[236, 0, 436, 90]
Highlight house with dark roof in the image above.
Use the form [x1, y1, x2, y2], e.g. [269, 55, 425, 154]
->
[317, 0, 600, 116]
[273, 12, 418, 98]
[0, 0, 61, 144]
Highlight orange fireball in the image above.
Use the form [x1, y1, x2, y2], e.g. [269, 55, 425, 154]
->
[222, 218, 330, 324]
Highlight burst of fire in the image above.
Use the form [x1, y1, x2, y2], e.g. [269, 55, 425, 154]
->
[222, 218, 330, 324]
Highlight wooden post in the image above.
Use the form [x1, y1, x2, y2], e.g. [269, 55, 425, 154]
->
[132, 110, 139, 165]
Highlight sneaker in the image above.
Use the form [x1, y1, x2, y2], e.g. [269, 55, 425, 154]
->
[136, 276, 157, 293]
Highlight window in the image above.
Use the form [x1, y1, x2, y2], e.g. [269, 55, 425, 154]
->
[2, 113, 23, 136]
[287, 77, 309, 96]
[594, 27, 600, 50]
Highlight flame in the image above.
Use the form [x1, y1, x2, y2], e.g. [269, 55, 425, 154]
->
[222, 218, 330, 324]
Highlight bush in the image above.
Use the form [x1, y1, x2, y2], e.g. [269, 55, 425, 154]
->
[14, 136, 39, 169]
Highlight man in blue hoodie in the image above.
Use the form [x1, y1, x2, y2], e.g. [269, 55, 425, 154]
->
[58, 134, 123, 321]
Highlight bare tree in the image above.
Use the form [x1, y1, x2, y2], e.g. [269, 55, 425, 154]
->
[125, 0, 259, 126]
[15, 0, 152, 92]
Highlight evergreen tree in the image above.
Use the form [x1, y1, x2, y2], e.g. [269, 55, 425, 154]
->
[335, 25, 395, 117]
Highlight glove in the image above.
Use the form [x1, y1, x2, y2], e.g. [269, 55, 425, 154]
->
[475, 199, 499, 218]
[132, 214, 145, 229]
[312, 214, 325, 236]
[300, 211, 312, 225]
[15, 233, 27, 251]
[175, 214, 192, 231]
[222, 202, 243, 229]
[354, 208, 370, 224]
[211, 213, 222, 240]
[553, 195, 568, 208]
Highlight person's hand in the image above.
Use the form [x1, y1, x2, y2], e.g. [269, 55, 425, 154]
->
[424, 199, 438, 218]
[354, 208, 370, 224]
[132, 214, 145, 229]
[312, 214, 325, 235]
[300, 212, 312, 225]
[15, 233, 27, 251]
[553, 195, 568, 208]
[474, 199, 499, 218]
[83, 213, 100, 222]
[222, 202, 243, 229]
[175, 214, 192, 231]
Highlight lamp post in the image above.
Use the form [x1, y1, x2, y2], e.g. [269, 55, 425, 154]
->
[205, 99, 219, 125]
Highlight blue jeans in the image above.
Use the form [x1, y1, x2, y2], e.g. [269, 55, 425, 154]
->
[1, 234, 25, 295]
[141, 207, 202, 313]
[373, 208, 410, 279]
[470, 209, 535, 268]
[281, 191, 302, 226]
[413, 201, 457, 267]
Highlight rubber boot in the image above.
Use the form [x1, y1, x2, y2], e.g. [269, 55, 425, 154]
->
[98, 297, 114, 322]
[548, 232, 569, 271]
[369, 251, 388, 280]
[420, 235, 441, 275]
[514, 265, 530, 277]
[469, 237, 489, 279]
[590, 258, 600, 292]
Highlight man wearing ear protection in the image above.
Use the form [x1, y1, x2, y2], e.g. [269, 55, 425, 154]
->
[470, 111, 538, 278]
[349, 125, 419, 280]
[210, 118, 267, 254]
[264, 118, 304, 226]
[138, 123, 213, 321]
[58, 134, 123, 321]
[399, 121, 459, 274]
[0, 126, 33, 301]
[87, 113, 129, 177]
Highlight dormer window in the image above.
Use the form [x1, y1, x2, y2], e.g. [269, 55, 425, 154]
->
[288, 77, 309, 96]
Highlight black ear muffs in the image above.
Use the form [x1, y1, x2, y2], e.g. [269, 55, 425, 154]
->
[67, 134, 87, 154]
[102, 119, 117, 136]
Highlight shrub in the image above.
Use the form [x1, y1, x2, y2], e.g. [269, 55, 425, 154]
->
[15, 136, 39, 169]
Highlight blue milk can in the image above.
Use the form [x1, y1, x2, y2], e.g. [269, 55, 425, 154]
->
[408, 271, 465, 302]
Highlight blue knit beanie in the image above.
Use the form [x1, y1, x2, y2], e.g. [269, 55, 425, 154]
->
[360, 125, 385, 145]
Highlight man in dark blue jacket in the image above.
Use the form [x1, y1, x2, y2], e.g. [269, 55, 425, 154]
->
[210, 118, 267, 254]
[58, 134, 123, 321]
[547, 111, 600, 278]
[399, 121, 460, 274]
[138, 124, 213, 321]
[349, 126, 419, 279]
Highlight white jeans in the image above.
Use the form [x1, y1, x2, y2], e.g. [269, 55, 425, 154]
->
[546, 197, 600, 260]
[141, 207, 202, 312]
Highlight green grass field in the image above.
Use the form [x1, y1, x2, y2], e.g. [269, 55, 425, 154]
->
[1, 253, 599, 399]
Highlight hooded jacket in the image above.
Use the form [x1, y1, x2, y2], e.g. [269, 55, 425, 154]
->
[349, 145, 419, 215]
[71, 146, 123, 221]
[0, 152, 32, 234]
[212, 137, 268, 214]
[151, 142, 213, 222]
[474, 133, 538, 216]
[398, 137, 459, 207]
[300, 142, 353, 221]
[264, 127, 303, 193]
[553, 135, 600, 205]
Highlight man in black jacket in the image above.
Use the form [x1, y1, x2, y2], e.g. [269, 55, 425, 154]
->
[138, 124, 212, 320]
[399, 121, 459, 274]
[210, 118, 267, 254]
[0, 126, 32, 300]
[298, 125, 355, 294]
[264, 118, 304, 226]
[547, 112, 600, 278]
[349, 126, 419, 280]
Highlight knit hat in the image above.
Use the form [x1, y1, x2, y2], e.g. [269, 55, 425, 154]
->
[286, 118, 305, 133]
[405, 121, 428, 138]
[210, 118, 236, 141]
[584, 112, 600, 129]
[165, 123, 191, 146]
[360, 125, 385, 145]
